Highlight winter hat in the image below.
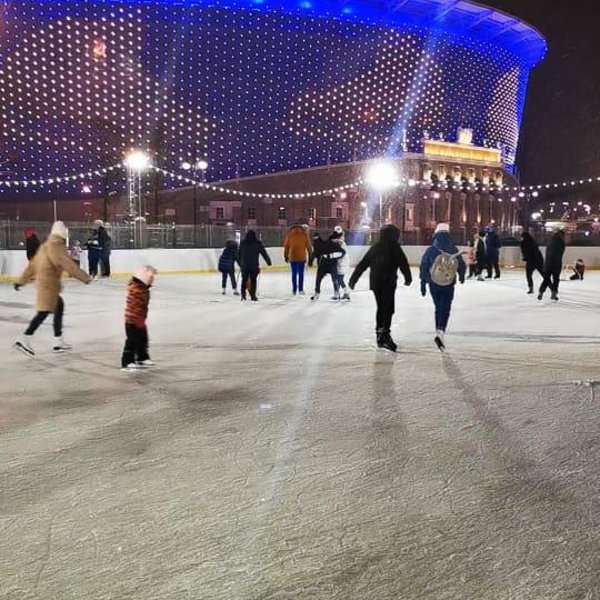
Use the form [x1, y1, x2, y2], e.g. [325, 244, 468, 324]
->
[434, 223, 450, 235]
[25, 227, 34, 238]
[51, 221, 68, 240]
[334, 225, 344, 235]
[135, 265, 157, 287]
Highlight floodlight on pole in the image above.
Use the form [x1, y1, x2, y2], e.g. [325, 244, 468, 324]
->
[124, 150, 151, 172]
[124, 150, 150, 249]
[365, 161, 400, 228]
[197, 160, 209, 172]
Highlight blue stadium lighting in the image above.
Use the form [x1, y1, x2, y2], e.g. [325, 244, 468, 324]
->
[0, 0, 546, 195]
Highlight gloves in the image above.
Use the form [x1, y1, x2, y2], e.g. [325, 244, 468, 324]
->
[404, 278, 412, 287]
[420, 281, 427, 297]
[284, 257, 289, 264]
[13, 283, 20, 292]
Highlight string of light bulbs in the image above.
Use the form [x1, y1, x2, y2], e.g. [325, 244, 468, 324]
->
[0, 165, 122, 188]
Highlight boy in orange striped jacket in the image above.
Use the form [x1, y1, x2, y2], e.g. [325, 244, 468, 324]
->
[121, 265, 157, 372]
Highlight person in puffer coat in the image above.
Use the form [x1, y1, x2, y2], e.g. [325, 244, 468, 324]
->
[520, 231, 544, 294]
[121, 265, 157, 371]
[420, 223, 466, 351]
[239, 230, 272, 301]
[349, 224, 412, 353]
[284, 224, 312, 296]
[14, 221, 91, 357]
[218, 240, 240, 295]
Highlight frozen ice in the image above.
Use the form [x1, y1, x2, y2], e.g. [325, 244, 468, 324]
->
[1, 268, 600, 599]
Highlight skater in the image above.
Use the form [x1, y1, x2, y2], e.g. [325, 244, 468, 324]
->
[465, 240, 476, 279]
[13, 221, 91, 357]
[538, 229, 566, 302]
[121, 265, 157, 372]
[475, 231, 486, 281]
[69, 240, 83, 269]
[284, 224, 312, 296]
[331, 226, 351, 301]
[218, 239, 240, 295]
[85, 228, 102, 279]
[520, 231, 544, 294]
[420, 223, 466, 351]
[348, 224, 412, 353]
[485, 226, 502, 279]
[310, 232, 345, 301]
[570, 259, 585, 281]
[24, 227, 41, 261]
[239, 230, 272, 302]
[98, 226, 112, 278]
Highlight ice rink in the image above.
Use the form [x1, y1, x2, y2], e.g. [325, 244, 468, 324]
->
[1, 268, 600, 599]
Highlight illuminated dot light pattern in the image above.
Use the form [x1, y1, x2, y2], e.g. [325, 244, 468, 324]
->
[0, 1, 532, 196]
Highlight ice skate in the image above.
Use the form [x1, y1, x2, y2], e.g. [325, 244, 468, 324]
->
[331, 292, 340, 301]
[477, 275, 485, 282]
[298, 291, 305, 296]
[121, 363, 145, 373]
[233, 290, 240, 296]
[251, 296, 258, 302]
[14, 335, 35, 357]
[222, 289, 226, 295]
[311, 293, 320, 302]
[377, 330, 397, 353]
[527, 287, 534, 295]
[434, 331, 446, 352]
[341, 291, 351, 301]
[52, 337, 72, 353]
[551, 291, 559, 302]
[137, 360, 155, 369]
[537, 291, 544, 301]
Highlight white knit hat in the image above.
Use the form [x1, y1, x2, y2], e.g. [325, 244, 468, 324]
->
[434, 223, 450, 234]
[50, 221, 68, 240]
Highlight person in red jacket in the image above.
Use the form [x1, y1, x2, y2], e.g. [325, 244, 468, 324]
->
[121, 265, 157, 372]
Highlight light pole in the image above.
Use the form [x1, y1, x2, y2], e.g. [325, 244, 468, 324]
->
[366, 162, 400, 230]
[183, 159, 208, 247]
[124, 150, 151, 249]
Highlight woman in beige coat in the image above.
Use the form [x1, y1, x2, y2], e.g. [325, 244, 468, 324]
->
[14, 221, 91, 357]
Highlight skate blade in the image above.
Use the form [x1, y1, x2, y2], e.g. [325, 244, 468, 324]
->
[14, 342, 35, 358]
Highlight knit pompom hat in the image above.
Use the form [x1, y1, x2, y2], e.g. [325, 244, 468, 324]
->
[135, 265, 156, 286]
[51, 221, 68, 240]
[434, 223, 450, 235]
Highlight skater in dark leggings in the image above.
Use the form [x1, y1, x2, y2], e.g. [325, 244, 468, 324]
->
[239, 230, 271, 301]
[218, 240, 240, 295]
[349, 225, 412, 353]
[520, 232, 544, 294]
[310, 234, 345, 301]
[538, 230, 566, 302]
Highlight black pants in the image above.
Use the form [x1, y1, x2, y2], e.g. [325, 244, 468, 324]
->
[526, 263, 544, 290]
[89, 251, 101, 277]
[221, 269, 236, 290]
[121, 324, 150, 367]
[25, 296, 64, 337]
[314, 263, 337, 294]
[540, 268, 561, 295]
[241, 270, 258, 299]
[486, 260, 500, 278]
[373, 287, 395, 332]
[100, 255, 111, 278]
[468, 264, 477, 278]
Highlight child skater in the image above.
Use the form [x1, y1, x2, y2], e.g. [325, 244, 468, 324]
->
[420, 223, 466, 352]
[218, 239, 240, 295]
[331, 226, 351, 301]
[570, 259, 585, 281]
[348, 224, 412, 352]
[121, 265, 157, 372]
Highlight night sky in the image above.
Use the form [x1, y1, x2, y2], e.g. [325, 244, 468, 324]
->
[483, 1, 600, 185]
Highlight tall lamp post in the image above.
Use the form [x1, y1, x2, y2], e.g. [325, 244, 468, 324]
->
[365, 162, 400, 230]
[124, 150, 151, 249]
[182, 159, 208, 247]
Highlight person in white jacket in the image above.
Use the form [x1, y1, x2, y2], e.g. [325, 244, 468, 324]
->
[331, 227, 351, 301]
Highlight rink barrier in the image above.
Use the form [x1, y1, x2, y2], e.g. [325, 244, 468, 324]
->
[1, 246, 599, 281]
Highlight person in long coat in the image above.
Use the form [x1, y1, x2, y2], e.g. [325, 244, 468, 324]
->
[520, 231, 544, 294]
[14, 221, 91, 357]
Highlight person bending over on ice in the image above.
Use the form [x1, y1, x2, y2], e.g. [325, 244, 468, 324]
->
[310, 233, 345, 302]
[218, 239, 241, 296]
[284, 224, 312, 296]
[14, 221, 91, 357]
[348, 224, 412, 353]
[538, 229, 566, 302]
[121, 266, 157, 372]
[420, 223, 466, 352]
[239, 230, 272, 302]
[520, 231, 544, 294]
[331, 226, 351, 301]
[570, 259, 585, 281]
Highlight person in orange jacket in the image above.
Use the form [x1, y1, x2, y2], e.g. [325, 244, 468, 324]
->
[284, 224, 312, 296]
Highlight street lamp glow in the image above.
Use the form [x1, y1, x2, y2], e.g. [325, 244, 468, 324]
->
[365, 162, 400, 191]
[125, 150, 151, 172]
[197, 160, 209, 171]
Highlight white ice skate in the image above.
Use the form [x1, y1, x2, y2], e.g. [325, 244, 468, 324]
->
[121, 363, 145, 373]
[137, 360, 155, 369]
[434, 331, 446, 352]
[53, 337, 72, 353]
[14, 335, 35, 357]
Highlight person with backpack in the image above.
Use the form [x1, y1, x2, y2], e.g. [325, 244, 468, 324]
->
[538, 229, 566, 302]
[218, 239, 240, 295]
[520, 231, 544, 294]
[239, 230, 272, 302]
[420, 223, 466, 351]
[348, 224, 412, 353]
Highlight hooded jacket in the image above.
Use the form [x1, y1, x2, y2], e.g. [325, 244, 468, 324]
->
[218, 240, 240, 272]
[311, 235, 346, 270]
[520, 233, 544, 269]
[420, 231, 467, 286]
[17, 234, 90, 311]
[239, 230, 272, 272]
[284, 225, 312, 263]
[544, 231, 566, 272]
[349, 225, 412, 290]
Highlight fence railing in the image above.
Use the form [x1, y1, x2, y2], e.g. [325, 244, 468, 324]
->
[1, 221, 598, 250]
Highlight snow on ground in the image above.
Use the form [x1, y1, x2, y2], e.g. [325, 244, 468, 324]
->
[1, 268, 600, 599]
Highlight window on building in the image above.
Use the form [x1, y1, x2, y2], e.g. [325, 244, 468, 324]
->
[307, 207, 316, 221]
[216, 207, 225, 220]
[405, 206, 414, 223]
[278, 206, 287, 220]
[248, 206, 256, 220]
[335, 206, 344, 220]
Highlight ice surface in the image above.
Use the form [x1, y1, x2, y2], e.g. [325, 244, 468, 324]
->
[1, 269, 600, 599]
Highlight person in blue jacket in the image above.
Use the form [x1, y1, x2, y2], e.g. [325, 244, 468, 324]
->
[420, 223, 466, 351]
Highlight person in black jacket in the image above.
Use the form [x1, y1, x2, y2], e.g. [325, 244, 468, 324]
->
[310, 233, 345, 302]
[475, 231, 486, 282]
[520, 232, 544, 294]
[25, 228, 41, 261]
[239, 230, 272, 301]
[218, 239, 240, 295]
[98, 226, 112, 278]
[348, 224, 412, 352]
[538, 229, 566, 302]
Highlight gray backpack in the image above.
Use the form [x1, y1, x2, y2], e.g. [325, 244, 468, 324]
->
[430, 250, 462, 287]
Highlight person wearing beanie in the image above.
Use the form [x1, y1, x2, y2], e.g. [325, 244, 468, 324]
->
[420, 223, 466, 351]
[121, 265, 157, 371]
[14, 221, 91, 357]
[309, 232, 345, 302]
[348, 224, 412, 352]
[24, 227, 41, 261]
